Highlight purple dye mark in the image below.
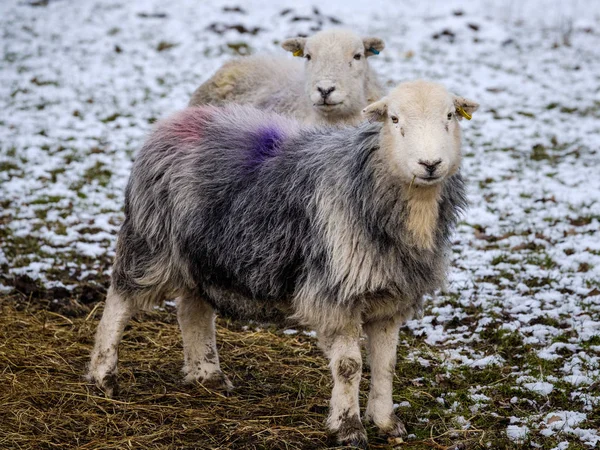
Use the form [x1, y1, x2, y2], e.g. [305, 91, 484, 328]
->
[161, 106, 215, 146]
[246, 125, 285, 169]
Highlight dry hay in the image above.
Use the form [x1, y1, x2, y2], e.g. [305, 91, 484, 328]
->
[1, 296, 442, 449]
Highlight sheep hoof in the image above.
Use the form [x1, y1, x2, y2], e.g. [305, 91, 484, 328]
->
[364, 412, 407, 437]
[338, 432, 368, 449]
[336, 416, 368, 448]
[185, 371, 234, 393]
[86, 371, 119, 398]
[202, 372, 234, 392]
[383, 416, 407, 437]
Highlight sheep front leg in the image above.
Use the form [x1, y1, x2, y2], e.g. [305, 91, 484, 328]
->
[364, 317, 406, 437]
[87, 287, 137, 397]
[177, 294, 233, 391]
[319, 329, 366, 447]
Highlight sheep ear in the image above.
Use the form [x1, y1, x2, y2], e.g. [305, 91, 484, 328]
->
[453, 96, 479, 120]
[282, 37, 307, 57]
[363, 37, 385, 57]
[362, 98, 388, 122]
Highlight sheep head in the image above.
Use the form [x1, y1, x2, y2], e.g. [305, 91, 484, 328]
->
[363, 80, 478, 187]
[282, 29, 384, 123]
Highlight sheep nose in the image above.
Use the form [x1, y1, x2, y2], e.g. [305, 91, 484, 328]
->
[418, 159, 442, 175]
[317, 86, 335, 99]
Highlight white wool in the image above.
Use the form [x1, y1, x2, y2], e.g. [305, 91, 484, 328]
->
[189, 29, 385, 125]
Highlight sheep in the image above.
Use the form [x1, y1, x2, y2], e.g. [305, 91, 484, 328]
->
[87, 80, 478, 447]
[188, 28, 385, 125]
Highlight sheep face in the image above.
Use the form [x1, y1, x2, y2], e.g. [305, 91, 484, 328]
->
[363, 80, 478, 186]
[282, 29, 384, 121]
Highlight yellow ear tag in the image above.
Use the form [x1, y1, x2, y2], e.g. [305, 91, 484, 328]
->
[456, 105, 472, 120]
[292, 49, 303, 57]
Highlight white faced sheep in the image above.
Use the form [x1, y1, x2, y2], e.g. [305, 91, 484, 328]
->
[188, 28, 385, 125]
[87, 80, 478, 447]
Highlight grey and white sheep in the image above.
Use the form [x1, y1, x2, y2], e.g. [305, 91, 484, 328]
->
[88, 80, 478, 447]
[189, 28, 385, 125]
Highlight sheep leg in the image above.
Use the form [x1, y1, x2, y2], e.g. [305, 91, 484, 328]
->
[319, 329, 367, 447]
[177, 294, 233, 391]
[86, 287, 137, 397]
[363, 317, 407, 437]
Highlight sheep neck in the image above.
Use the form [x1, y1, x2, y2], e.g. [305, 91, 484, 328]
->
[403, 184, 442, 250]
[310, 108, 363, 126]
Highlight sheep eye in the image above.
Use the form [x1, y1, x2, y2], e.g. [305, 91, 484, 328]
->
[353, 54, 362, 60]
[305, 54, 311, 61]
[391, 116, 398, 124]
[447, 112, 453, 120]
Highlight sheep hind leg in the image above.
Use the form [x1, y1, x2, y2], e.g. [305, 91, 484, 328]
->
[86, 286, 137, 397]
[177, 294, 233, 392]
[319, 328, 367, 448]
[363, 316, 407, 437]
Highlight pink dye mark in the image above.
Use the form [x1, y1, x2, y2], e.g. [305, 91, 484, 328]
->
[160, 106, 215, 145]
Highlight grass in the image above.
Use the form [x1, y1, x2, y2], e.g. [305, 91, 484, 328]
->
[0, 294, 597, 449]
[1, 3, 599, 449]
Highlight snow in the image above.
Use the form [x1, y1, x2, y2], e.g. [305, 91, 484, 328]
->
[541, 411, 600, 448]
[1, 0, 599, 446]
[507, 425, 529, 442]
[563, 375, 594, 386]
[470, 393, 491, 403]
[470, 355, 504, 368]
[544, 411, 587, 429]
[417, 357, 431, 367]
[523, 381, 555, 396]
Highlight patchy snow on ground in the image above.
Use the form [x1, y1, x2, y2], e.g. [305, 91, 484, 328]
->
[523, 380, 555, 396]
[1, 0, 599, 446]
[541, 411, 600, 447]
[507, 424, 530, 442]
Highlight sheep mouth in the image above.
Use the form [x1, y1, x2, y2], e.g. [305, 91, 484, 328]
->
[416, 175, 442, 184]
[315, 102, 343, 108]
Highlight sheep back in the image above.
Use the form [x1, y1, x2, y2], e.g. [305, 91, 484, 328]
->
[188, 56, 308, 118]
[113, 105, 466, 328]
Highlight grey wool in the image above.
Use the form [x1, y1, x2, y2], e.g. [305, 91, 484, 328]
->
[88, 80, 478, 447]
